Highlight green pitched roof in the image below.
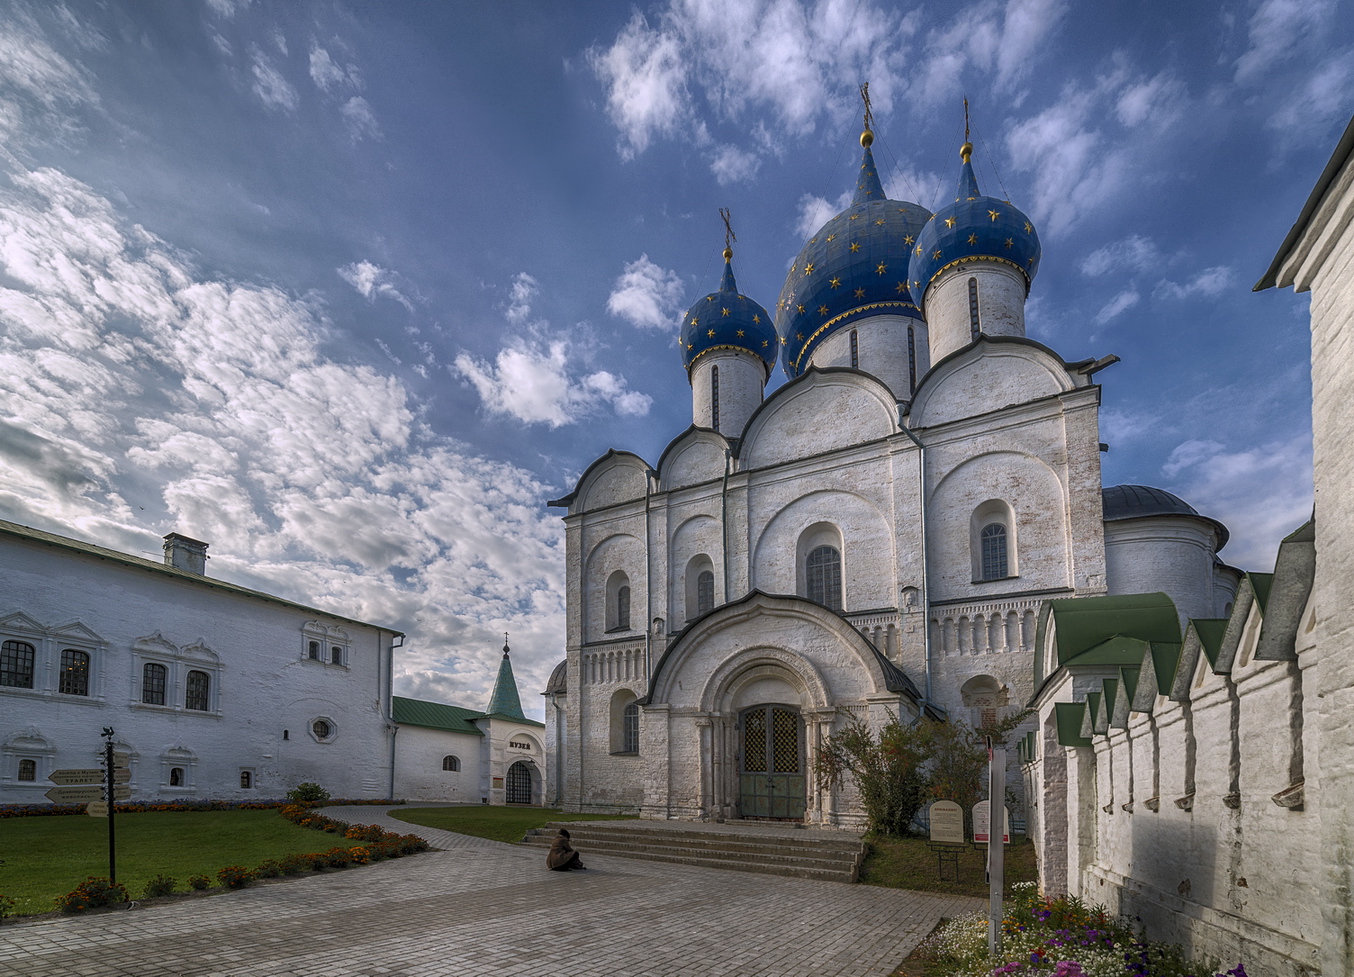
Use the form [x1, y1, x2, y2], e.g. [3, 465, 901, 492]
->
[391, 696, 485, 735]
[1191, 619, 1229, 668]
[1048, 592, 1182, 665]
[1247, 572, 1275, 614]
[485, 643, 526, 721]
[1055, 702, 1092, 747]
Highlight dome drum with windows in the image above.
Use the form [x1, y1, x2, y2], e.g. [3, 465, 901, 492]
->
[681, 249, 778, 376]
[775, 130, 932, 378]
[909, 142, 1041, 310]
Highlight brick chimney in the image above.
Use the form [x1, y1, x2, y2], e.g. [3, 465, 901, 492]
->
[162, 533, 209, 575]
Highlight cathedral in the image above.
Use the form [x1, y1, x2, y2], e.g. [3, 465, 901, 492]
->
[542, 110, 1237, 825]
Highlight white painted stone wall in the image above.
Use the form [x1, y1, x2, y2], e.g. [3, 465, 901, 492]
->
[690, 350, 767, 436]
[393, 726, 483, 802]
[1104, 517, 1229, 623]
[809, 314, 931, 400]
[0, 530, 396, 804]
[925, 262, 1028, 363]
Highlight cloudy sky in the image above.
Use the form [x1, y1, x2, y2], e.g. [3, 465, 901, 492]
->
[0, 0, 1345, 719]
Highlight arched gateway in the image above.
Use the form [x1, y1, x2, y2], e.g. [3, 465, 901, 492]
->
[633, 591, 931, 826]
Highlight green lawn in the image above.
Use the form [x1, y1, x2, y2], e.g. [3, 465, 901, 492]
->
[0, 809, 367, 915]
[859, 834, 1037, 898]
[389, 805, 634, 843]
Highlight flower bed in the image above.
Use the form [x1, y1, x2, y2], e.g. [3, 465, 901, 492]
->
[915, 882, 1247, 977]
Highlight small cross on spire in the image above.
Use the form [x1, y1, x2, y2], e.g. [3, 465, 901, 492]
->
[860, 82, 874, 133]
[719, 207, 735, 259]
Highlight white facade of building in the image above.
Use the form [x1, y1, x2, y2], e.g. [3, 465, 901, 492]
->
[0, 521, 400, 804]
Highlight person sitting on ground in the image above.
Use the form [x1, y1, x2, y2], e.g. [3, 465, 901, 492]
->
[546, 828, 586, 870]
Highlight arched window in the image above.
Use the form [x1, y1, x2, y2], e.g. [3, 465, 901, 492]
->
[616, 585, 631, 629]
[607, 570, 632, 631]
[806, 545, 843, 611]
[142, 663, 167, 705]
[711, 365, 720, 432]
[850, 329, 859, 369]
[330, 645, 342, 665]
[696, 570, 715, 616]
[308, 640, 320, 660]
[59, 649, 89, 696]
[185, 670, 210, 711]
[442, 755, 460, 772]
[170, 767, 183, 787]
[0, 640, 35, 689]
[623, 701, 640, 754]
[981, 524, 1008, 580]
[18, 758, 36, 781]
[240, 770, 253, 789]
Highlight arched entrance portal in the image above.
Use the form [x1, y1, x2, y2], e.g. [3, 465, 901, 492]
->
[506, 760, 534, 805]
[738, 704, 806, 819]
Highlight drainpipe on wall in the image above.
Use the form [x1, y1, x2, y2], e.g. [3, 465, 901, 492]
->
[721, 448, 732, 603]
[645, 469, 657, 688]
[898, 420, 932, 708]
[387, 632, 403, 800]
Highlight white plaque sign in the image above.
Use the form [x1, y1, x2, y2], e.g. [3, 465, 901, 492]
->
[929, 799, 965, 844]
[972, 800, 1010, 845]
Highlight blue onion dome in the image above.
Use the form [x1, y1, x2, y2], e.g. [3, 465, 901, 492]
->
[680, 248, 778, 376]
[908, 142, 1041, 309]
[774, 129, 932, 379]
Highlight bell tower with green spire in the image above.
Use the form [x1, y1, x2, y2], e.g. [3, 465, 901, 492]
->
[485, 634, 526, 720]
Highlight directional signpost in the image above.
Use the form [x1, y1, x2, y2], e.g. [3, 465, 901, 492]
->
[46, 731, 130, 875]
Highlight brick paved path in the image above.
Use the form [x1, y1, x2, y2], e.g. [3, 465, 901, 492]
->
[0, 807, 981, 977]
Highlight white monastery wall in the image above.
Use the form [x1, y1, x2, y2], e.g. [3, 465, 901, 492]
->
[393, 726, 482, 802]
[0, 534, 394, 804]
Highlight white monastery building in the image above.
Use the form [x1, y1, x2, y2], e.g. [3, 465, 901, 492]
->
[0, 521, 401, 803]
[543, 114, 1239, 825]
[392, 639, 547, 805]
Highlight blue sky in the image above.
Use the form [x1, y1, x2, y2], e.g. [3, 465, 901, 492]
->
[0, 0, 1346, 718]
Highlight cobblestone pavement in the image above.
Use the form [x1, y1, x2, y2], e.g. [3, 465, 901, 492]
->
[0, 807, 981, 977]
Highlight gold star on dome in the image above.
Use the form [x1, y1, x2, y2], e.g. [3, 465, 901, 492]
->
[690, 317, 699, 325]
[707, 329, 716, 337]
[876, 262, 887, 275]
[875, 219, 885, 226]
[818, 305, 829, 315]
[752, 314, 761, 324]
[863, 188, 873, 197]
[1027, 257, 1035, 265]
[762, 340, 769, 347]
[707, 295, 715, 301]
[721, 308, 730, 317]
[849, 242, 860, 252]
[796, 332, 804, 341]
[780, 337, 787, 345]
[736, 329, 745, 337]
[915, 245, 923, 256]
[944, 217, 956, 228]
[854, 287, 865, 299]
[897, 207, 909, 215]
[988, 209, 1001, 222]
[686, 343, 693, 350]
[895, 282, 907, 294]
[967, 233, 978, 245]
[804, 263, 815, 275]
[797, 304, 806, 314]
[932, 249, 942, 259]
[904, 235, 914, 245]
[1025, 222, 1033, 233]
[849, 214, 859, 221]
[810, 238, 817, 244]
[829, 277, 841, 289]
[1005, 238, 1014, 248]
[826, 234, 836, 242]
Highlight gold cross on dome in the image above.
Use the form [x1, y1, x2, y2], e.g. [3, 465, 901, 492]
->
[720, 207, 736, 251]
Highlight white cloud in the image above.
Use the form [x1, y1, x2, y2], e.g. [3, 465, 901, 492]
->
[1162, 436, 1313, 570]
[794, 190, 851, 238]
[1079, 235, 1160, 277]
[269, 26, 288, 56]
[1265, 51, 1354, 140]
[338, 260, 413, 311]
[1094, 289, 1139, 325]
[0, 163, 567, 718]
[453, 335, 652, 427]
[586, 11, 692, 160]
[341, 96, 381, 141]
[505, 272, 538, 325]
[249, 47, 298, 112]
[1115, 70, 1186, 128]
[607, 254, 685, 330]
[912, 0, 1068, 107]
[1235, 0, 1336, 84]
[709, 144, 761, 185]
[1154, 266, 1236, 300]
[0, 9, 99, 146]
[309, 45, 360, 92]
[205, 0, 251, 17]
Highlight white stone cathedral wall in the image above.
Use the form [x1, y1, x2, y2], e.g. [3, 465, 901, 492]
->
[691, 351, 766, 437]
[925, 262, 1028, 363]
[809, 314, 929, 399]
[1104, 518, 1222, 623]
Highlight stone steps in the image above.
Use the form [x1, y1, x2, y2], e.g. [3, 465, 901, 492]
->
[521, 821, 865, 883]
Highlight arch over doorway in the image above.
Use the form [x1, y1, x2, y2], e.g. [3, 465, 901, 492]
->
[738, 703, 806, 820]
[506, 759, 537, 805]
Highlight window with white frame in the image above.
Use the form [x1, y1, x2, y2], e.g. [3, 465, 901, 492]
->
[132, 633, 221, 714]
[1, 640, 34, 689]
[3, 729, 56, 788]
[310, 717, 337, 743]
[970, 500, 1018, 582]
[142, 662, 167, 705]
[798, 524, 844, 612]
[0, 613, 105, 699]
[302, 623, 350, 667]
[685, 555, 716, 622]
[59, 649, 89, 696]
[161, 746, 196, 791]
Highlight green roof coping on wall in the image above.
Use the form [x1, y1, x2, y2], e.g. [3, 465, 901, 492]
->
[1048, 592, 1182, 665]
[1073, 634, 1154, 669]
[1101, 679, 1118, 726]
[1085, 691, 1103, 732]
[1117, 666, 1139, 708]
[391, 696, 485, 735]
[1247, 572, 1275, 614]
[1055, 702, 1092, 747]
[1190, 619, 1230, 668]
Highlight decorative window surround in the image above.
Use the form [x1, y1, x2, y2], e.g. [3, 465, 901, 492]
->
[131, 632, 223, 716]
[0, 612, 107, 703]
[1, 727, 57, 789]
[310, 716, 338, 743]
[301, 622, 351, 668]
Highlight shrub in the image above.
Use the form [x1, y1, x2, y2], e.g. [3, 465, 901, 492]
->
[279, 854, 309, 876]
[286, 782, 331, 804]
[216, 866, 254, 889]
[56, 877, 128, 913]
[323, 846, 353, 868]
[255, 859, 282, 879]
[815, 717, 931, 836]
[187, 874, 212, 891]
[142, 874, 177, 898]
[398, 834, 430, 855]
[0, 894, 15, 920]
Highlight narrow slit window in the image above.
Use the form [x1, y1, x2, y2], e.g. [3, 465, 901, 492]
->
[696, 570, 715, 616]
[711, 365, 720, 432]
[850, 329, 859, 369]
[907, 325, 917, 394]
[622, 701, 640, 753]
[968, 277, 980, 340]
[616, 585, 631, 630]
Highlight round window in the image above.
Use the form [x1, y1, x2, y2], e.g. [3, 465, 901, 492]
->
[312, 719, 331, 739]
